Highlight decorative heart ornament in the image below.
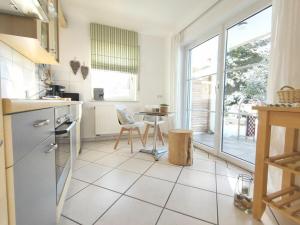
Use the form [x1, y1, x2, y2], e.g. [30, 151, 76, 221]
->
[70, 60, 80, 75]
[81, 66, 89, 80]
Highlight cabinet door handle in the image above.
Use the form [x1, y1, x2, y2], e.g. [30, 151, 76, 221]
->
[0, 140, 3, 147]
[45, 143, 58, 153]
[33, 119, 50, 127]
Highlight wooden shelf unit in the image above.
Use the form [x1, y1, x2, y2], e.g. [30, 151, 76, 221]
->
[253, 106, 300, 224]
[264, 186, 300, 223]
[266, 152, 300, 175]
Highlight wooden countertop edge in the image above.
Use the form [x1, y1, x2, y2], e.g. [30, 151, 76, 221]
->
[252, 106, 300, 113]
[2, 99, 83, 115]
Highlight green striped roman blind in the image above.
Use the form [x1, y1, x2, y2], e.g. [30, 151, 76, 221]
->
[90, 23, 140, 74]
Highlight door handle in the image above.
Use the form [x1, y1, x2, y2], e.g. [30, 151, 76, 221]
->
[33, 119, 50, 127]
[0, 139, 3, 147]
[55, 121, 76, 135]
[45, 143, 58, 153]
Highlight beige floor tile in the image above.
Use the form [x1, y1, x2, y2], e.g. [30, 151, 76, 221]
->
[94, 196, 161, 225]
[208, 154, 228, 165]
[193, 150, 209, 160]
[118, 158, 153, 174]
[261, 207, 283, 225]
[266, 208, 296, 225]
[178, 169, 216, 192]
[95, 154, 129, 167]
[78, 150, 109, 162]
[185, 158, 216, 174]
[58, 216, 78, 225]
[216, 175, 237, 196]
[93, 144, 118, 153]
[145, 163, 182, 182]
[134, 152, 156, 161]
[126, 176, 174, 206]
[156, 152, 172, 165]
[218, 194, 261, 225]
[216, 163, 250, 178]
[72, 163, 112, 183]
[166, 184, 217, 224]
[157, 209, 211, 225]
[63, 185, 120, 225]
[72, 159, 90, 171]
[94, 169, 140, 193]
[66, 179, 89, 199]
[114, 147, 139, 157]
[82, 141, 106, 150]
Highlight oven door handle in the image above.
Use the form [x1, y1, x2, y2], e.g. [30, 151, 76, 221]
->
[55, 121, 76, 135]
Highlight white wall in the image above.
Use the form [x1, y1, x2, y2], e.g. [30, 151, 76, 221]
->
[51, 17, 170, 139]
[0, 42, 39, 99]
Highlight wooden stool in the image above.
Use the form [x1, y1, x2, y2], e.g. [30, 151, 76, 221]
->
[168, 129, 193, 166]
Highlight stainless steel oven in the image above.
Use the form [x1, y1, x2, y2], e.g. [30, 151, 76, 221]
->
[55, 106, 76, 203]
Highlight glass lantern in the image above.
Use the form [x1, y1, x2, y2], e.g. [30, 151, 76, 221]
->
[234, 174, 254, 214]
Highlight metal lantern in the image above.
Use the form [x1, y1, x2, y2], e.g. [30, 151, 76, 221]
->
[234, 174, 254, 214]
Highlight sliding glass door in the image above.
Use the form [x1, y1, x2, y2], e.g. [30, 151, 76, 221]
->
[222, 7, 272, 164]
[187, 36, 219, 150]
[186, 6, 272, 167]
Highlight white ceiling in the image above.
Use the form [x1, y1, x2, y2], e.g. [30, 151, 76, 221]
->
[62, 0, 219, 36]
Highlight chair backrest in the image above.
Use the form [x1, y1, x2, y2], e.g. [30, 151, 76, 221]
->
[115, 105, 135, 125]
[115, 105, 126, 125]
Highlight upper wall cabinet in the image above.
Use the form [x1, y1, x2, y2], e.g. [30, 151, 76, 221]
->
[0, 13, 58, 64]
[48, 0, 59, 62]
[0, 0, 61, 64]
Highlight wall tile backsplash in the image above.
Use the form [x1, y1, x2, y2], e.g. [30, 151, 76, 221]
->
[0, 41, 40, 99]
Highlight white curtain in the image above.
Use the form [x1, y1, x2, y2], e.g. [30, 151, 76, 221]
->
[170, 32, 185, 128]
[268, 0, 300, 102]
[267, 1, 300, 224]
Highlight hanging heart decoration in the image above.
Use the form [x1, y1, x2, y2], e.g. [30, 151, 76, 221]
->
[70, 59, 80, 75]
[81, 65, 89, 80]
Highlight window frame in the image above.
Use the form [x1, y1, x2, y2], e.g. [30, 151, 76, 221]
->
[183, 2, 272, 172]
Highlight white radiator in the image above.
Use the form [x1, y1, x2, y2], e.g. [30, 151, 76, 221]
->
[95, 105, 120, 135]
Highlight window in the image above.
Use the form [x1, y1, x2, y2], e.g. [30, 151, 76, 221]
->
[187, 36, 219, 148]
[91, 69, 137, 101]
[90, 23, 139, 101]
[222, 7, 272, 164]
[185, 5, 272, 168]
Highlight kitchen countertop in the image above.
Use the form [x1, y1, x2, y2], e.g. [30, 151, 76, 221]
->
[2, 98, 82, 115]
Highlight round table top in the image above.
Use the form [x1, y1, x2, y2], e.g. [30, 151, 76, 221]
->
[135, 111, 174, 116]
[169, 129, 193, 134]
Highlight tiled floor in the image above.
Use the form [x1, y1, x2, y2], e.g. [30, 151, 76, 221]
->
[59, 139, 280, 225]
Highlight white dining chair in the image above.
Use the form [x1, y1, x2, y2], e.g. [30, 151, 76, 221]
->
[113, 105, 145, 153]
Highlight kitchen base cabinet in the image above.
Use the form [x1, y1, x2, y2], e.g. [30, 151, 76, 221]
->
[0, 99, 8, 225]
[0, 145, 8, 225]
[4, 107, 56, 225]
[6, 135, 56, 225]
